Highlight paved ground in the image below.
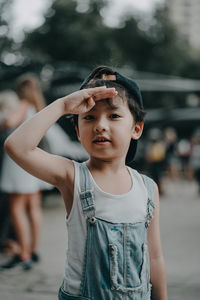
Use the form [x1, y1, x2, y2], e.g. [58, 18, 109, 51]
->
[0, 178, 200, 300]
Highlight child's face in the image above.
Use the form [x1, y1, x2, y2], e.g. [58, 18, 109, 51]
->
[76, 95, 143, 162]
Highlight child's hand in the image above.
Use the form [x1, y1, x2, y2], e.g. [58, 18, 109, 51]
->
[61, 86, 117, 115]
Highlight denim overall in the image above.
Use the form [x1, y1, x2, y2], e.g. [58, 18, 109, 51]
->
[59, 164, 155, 300]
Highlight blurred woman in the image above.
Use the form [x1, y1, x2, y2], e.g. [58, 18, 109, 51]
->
[0, 75, 51, 270]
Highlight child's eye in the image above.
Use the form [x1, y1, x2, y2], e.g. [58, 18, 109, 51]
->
[110, 114, 120, 119]
[84, 115, 94, 120]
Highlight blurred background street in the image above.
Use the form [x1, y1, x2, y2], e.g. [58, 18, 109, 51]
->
[0, 178, 200, 300]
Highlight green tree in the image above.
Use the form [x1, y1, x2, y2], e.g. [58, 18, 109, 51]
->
[23, 1, 193, 76]
[112, 5, 191, 75]
[23, 0, 115, 65]
[145, 6, 190, 75]
[0, 0, 14, 62]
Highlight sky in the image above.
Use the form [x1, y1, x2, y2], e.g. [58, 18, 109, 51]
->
[10, 0, 164, 39]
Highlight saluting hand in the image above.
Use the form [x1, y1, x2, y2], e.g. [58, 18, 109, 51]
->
[61, 86, 118, 115]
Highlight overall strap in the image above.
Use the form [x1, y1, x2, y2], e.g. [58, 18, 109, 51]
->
[142, 175, 156, 228]
[79, 163, 96, 219]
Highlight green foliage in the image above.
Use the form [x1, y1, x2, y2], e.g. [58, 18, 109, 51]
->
[22, 0, 196, 78]
[23, 0, 114, 65]
[0, 0, 14, 59]
[111, 6, 191, 75]
[144, 6, 191, 75]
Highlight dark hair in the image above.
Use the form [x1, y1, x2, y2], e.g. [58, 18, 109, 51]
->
[16, 74, 46, 112]
[71, 66, 146, 127]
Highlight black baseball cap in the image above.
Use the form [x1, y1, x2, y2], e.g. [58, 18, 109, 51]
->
[80, 66, 144, 164]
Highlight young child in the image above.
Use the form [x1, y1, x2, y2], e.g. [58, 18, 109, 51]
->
[4, 66, 167, 299]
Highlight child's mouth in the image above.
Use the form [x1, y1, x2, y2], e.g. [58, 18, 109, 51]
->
[93, 137, 111, 145]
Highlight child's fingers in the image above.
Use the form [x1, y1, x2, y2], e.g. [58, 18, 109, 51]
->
[93, 89, 118, 101]
[87, 96, 95, 108]
[86, 86, 107, 93]
[86, 87, 117, 101]
[86, 86, 117, 95]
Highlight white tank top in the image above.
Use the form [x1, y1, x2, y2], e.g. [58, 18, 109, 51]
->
[63, 160, 148, 294]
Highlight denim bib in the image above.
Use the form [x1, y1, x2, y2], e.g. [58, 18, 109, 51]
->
[59, 164, 155, 300]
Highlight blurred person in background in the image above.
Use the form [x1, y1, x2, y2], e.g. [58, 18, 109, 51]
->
[0, 91, 21, 255]
[177, 138, 192, 179]
[0, 75, 52, 270]
[145, 128, 166, 195]
[189, 128, 200, 195]
[164, 127, 181, 180]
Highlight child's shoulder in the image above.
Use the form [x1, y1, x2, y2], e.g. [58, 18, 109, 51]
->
[128, 166, 156, 199]
[128, 166, 155, 183]
[69, 160, 84, 183]
[72, 160, 83, 172]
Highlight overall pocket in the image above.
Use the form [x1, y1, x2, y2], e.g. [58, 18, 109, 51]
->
[58, 287, 92, 300]
[109, 242, 148, 294]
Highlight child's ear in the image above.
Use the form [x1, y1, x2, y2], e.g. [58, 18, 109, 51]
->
[131, 122, 144, 140]
[75, 126, 80, 140]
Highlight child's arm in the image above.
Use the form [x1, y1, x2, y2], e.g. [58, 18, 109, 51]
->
[4, 86, 117, 188]
[148, 184, 168, 300]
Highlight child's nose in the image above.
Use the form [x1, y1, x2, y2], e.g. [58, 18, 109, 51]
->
[94, 117, 108, 133]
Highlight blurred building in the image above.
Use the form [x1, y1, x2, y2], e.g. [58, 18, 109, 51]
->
[167, 0, 200, 49]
